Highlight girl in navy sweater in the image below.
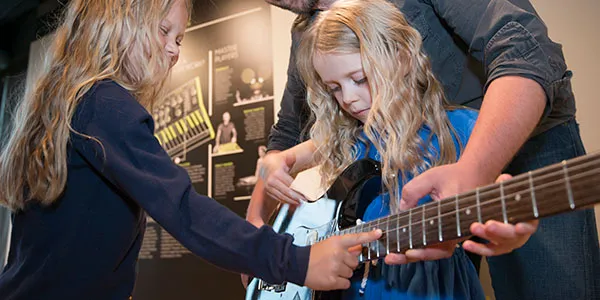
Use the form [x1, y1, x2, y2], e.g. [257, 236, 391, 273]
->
[0, 0, 381, 298]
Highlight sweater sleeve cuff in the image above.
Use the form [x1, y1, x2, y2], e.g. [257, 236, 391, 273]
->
[284, 245, 311, 286]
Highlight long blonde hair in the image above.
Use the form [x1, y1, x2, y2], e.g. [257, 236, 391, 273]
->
[0, 0, 192, 211]
[297, 0, 459, 213]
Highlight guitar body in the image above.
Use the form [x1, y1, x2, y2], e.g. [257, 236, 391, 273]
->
[245, 198, 339, 300]
[246, 159, 383, 300]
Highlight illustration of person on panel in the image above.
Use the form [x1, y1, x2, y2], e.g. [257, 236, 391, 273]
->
[213, 111, 242, 154]
[238, 145, 268, 187]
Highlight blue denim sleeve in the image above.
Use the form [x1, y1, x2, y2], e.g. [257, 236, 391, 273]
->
[73, 82, 310, 286]
[425, 0, 570, 118]
[267, 23, 311, 152]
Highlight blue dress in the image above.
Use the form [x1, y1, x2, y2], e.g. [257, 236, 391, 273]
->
[342, 109, 485, 300]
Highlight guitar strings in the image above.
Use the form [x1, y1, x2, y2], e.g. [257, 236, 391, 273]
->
[340, 159, 600, 255]
[335, 152, 600, 237]
[355, 189, 600, 259]
[358, 166, 600, 238]
[357, 154, 600, 234]
[324, 153, 600, 257]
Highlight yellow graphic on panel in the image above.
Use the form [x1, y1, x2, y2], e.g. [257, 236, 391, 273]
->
[152, 77, 215, 160]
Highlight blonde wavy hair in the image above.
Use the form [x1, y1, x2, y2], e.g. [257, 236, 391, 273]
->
[0, 0, 192, 211]
[297, 0, 459, 213]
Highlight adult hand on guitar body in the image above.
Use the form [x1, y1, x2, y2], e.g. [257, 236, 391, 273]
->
[244, 145, 380, 291]
[383, 162, 539, 265]
[258, 141, 318, 205]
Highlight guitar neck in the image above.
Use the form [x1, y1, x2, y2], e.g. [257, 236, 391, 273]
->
[321, 152, 600, 262]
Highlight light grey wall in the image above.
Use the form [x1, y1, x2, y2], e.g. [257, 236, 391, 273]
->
[0, 78, 10, 267]
[0, 73, 26, 267]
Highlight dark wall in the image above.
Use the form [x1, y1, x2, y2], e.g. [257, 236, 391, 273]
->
[0, 0, 67, 77]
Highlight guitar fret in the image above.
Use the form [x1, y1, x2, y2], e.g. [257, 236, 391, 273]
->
[422, 205, 427, 246]
[562, 161, 575, 209]
[385, 218, 390, 255]
[455, 194, 461, 237]
[375, 219, 380, 258]
[357, 221, 364, 262]
[365, 222, 376, 260]
[476, 187, 482, 224]
[396, 215, 400, 252]
[408, 209, 413, 249]
[528, 171, 539, 218]
[500, 181, 508, 224]
[438, 200, 442, 241]
[366, 221, 372, 260]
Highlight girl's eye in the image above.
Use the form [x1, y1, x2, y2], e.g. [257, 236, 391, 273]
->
[160, 27, 168, 35]
[354, 77, 367, 84]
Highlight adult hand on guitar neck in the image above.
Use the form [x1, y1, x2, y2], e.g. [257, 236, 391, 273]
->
[461, 174, 538, 257]
[382, 168, 538, 265]
[305, 229, 383, 290]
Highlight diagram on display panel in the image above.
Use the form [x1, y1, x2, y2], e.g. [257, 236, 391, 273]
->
[152, 76, 215, 163]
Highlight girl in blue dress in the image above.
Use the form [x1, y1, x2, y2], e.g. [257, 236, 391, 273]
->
[297, 1, 483, 298]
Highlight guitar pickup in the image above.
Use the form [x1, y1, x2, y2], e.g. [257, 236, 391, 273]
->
[258, 280, 287, 293]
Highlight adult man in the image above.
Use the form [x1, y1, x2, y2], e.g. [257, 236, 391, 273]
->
[248, 0, 600, 299]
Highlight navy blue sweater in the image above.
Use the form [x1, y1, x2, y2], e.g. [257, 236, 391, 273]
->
[0, 80, 309, 299]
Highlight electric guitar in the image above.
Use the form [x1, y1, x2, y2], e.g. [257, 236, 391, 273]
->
[246, 152, 600, 300]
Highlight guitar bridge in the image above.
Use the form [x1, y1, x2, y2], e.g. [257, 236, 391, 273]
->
[257, 280, 287, 293]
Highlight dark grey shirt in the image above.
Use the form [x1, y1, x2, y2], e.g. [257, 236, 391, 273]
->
[268, 0, 576, 152]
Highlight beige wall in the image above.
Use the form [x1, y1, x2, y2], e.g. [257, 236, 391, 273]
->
[270, 7, 296, 120]
[529, 0, 600, 236]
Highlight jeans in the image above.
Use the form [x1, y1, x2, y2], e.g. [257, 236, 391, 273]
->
[488, 119, 600, 300]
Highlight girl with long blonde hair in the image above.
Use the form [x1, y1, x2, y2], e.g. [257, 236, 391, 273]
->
[255, 0, 535, 298]
[298, 1, 482, 298]
[0, 0, 381, 298]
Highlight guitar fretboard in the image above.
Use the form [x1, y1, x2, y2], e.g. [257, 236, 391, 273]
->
[317, 152, 600, 262]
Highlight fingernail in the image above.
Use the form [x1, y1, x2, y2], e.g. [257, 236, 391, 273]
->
[472, 224, 482, 235]
[399, 199, 408, 210]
